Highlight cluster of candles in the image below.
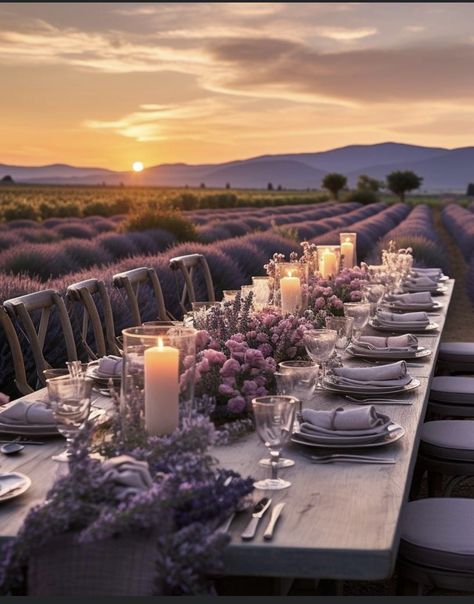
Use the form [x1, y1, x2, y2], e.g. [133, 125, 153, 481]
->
[127, 232, 357, 437]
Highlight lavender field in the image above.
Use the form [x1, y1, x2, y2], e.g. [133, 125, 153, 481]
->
[0, 192, 471, 395]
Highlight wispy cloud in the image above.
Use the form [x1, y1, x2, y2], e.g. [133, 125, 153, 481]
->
[316, 26, 377, 41]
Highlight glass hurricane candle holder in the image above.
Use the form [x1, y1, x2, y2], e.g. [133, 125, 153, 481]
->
[317, 245, 341, 279]
[222, 290, 240, 303]
[343, 302, 371, 340]
[339, 233, 357, 269]
[275, 262, 307, 315]
[121, 325, 197, 436]
[252, 276, 271, 311]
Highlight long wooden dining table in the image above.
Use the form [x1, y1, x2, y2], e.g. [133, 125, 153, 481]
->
[0, 280, 454, 585]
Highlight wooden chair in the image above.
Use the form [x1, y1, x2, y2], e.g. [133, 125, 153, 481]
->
[67, 278, 121, 359]
[0, 306, 33, 395]
[112, 267, 168, 326]
[4, 289, 78, 388]
[168, 253, 215, 315]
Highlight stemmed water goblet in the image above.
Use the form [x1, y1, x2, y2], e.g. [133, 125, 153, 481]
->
[325, 316, 354, 358]
[361, 283, 386, 317]
[46, 375, 93, 462]
[343, 302, 371, 342]
[252, 395, 297, 491]
[303, 329, 337, 389]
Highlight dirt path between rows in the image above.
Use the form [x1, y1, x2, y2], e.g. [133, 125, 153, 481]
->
[432, 206, 474, 341]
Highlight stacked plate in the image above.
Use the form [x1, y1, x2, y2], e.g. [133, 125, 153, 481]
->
[346, 343, 431, 361]
[322, 374, 420, 396]
[383, 300, 443, 312]
[86, 359, 122, 386]
[291, 424, 405, 449]
[369, 318, 439, 333]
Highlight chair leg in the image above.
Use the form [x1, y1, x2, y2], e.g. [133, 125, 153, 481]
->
[396, 576, 424, 595]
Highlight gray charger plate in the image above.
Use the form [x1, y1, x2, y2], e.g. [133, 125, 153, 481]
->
[346, 344, 432, 361]
[322, 376, 420, 395]
[369, 319, 439, 333]
[291, 423, 405, 449]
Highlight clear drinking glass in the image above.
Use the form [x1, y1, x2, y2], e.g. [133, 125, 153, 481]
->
[222, 290, 240, 303]
[252, 276, 271, 311]
[277, 361, 319, 411]
[325, 316, 354, 355]
[252, 395, 297, 491]
[303, 329, 337, 388]
[343, 302, 371, 341]
[361, 283, 386, 317]
[46, 375, 93, 462]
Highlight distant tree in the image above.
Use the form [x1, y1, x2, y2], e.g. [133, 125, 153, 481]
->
[0, 175, 14, 183]
[386, 170, 423, 202]
[277, 184, 283, 191]
[466, 183, 474, 196]
[199, 182, 206, 189]
[321, 172, 347, 200]
[225, 182, 231, 189]
[357, 174, 382, 193]
[267, 182, 274, 191]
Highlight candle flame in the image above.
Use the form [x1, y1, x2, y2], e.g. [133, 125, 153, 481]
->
[288, 270, 293, 277]
[157, 337, 164, 349]
[345, 237, 350, 243]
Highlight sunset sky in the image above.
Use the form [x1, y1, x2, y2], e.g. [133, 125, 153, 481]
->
[2, 2, 474, 170]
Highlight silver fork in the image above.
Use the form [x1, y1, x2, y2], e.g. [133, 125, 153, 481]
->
[344, 395, 412, 405]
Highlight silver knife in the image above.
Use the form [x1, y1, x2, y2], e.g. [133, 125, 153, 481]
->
[263, 502, 285, 541]
[241, 497, 272, 541]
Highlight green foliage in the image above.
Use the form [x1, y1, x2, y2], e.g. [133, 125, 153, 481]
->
[466, 183, 474, 197]
[386, 170, 423, 202]
[342, 189, 379, 205]
[321, 173, 347, 200]
[122, 207, 199, 242]
[2, 202, 40, 221]
[357, 174, 382, 193]
[39, 201, 82, 218]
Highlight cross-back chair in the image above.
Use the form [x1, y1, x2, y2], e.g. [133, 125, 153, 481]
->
[169, 253, 215, 316]
[112, 267, 169, 326]
[0, 306, 33, 395]
[4, 289, 78, 388]
[66, 278, 121, 359]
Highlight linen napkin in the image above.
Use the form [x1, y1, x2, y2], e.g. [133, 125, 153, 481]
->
[403, 276, 439, 291]
[384, 292, 433, 306]
[103, 455, 153, 499]
[0, 400, 55, 426]
[299, 406, 391, 437]
[411, 267, 442, 279]
[331, 360, 411, 387]
[376, 310, 430, 328]
[97, 355, 123, 377]
[352, 334, 418, 352]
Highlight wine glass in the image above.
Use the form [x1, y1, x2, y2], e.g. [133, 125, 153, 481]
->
[46, 375, 93, 462]
[252, 396, 297, 491]
[343, 302, 371, 341]
[277, 361, 319, 411]
[303, 329, 337, 388]
[325, 316, 354, 356]
[361, 283, 386, 317]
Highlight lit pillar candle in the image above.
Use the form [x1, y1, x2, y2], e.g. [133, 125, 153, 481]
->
[280, 272, 302, 314]
[322, 250, 337, 278]
[341, 238, 354, 268]
[144, 337, 179, 435]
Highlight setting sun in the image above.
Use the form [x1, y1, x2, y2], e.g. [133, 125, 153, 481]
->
[132, 161, 144, 172]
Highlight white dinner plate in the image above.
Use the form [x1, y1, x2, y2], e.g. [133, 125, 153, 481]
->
[86, 361, 121, 384]
[402, 285, 447, 296]
[291, 423, 405, 449]
[322, 376, 420, 395]
[369, 319, 439, 333]
[0, 472, 31, 502]
[346, 345, 432, 361]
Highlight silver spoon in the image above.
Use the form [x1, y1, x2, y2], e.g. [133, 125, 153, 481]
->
[0, 441, 25, 455]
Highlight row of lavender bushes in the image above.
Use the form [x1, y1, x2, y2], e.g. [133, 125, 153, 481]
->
[442, 204, 474, 304]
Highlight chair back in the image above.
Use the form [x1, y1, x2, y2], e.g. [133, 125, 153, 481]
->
[4, 289, 78, 387]
[0, 306, 33, 395]
[67, 278, 121, 359]
[169, 253, 215, 315]
[112, 267, 168, 326]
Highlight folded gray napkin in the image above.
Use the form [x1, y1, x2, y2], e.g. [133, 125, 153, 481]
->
[411, 268, 442, 279]
[404, 276, 439, 291]
[384, 292, 433, 305]
[103, 455, 153, 499]
[98, 355, 123, 377]
[376, 310, 429, 327]
[331, 360, 411, 387]
[300, 406, 391, 437]
[0, 400, 55, 426]
[353, 334, 418, 352]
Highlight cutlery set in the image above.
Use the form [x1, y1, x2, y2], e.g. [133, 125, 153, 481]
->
[240, 497, 285, 541]
[344, 394, 412, 405]
[308, 453, 396, 465]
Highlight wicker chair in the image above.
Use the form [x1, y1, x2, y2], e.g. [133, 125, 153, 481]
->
[4, 289, 78, 388]
[67, 278, 121, 359]
[112, 267, 169, 326]
[168, 253, 215, 315]
[0, 306, 33, 395]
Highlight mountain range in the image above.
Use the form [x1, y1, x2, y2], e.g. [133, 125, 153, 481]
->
[1, 142, 473, 192]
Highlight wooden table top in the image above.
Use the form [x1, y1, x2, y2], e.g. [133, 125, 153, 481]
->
[0, 280, 454, 581]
